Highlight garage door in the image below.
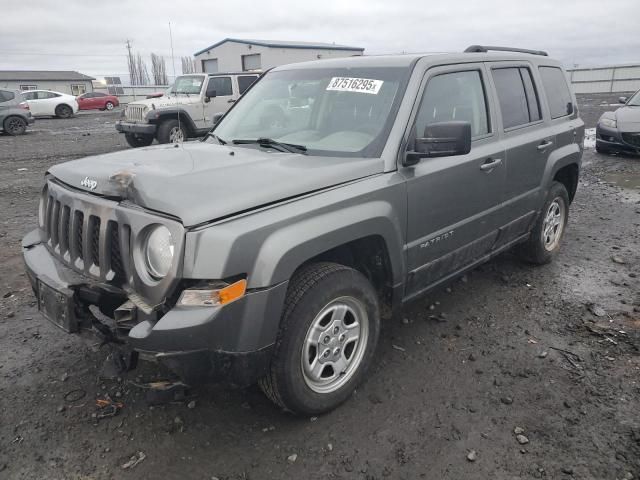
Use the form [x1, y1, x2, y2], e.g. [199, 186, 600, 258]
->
[202, 59, 219, 73]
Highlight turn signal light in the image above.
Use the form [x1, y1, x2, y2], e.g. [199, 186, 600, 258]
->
[177, 279, 247, 307]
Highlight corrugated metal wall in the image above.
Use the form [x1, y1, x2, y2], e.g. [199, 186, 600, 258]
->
[567, 64, 640, 93]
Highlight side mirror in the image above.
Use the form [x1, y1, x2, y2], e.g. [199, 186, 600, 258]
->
[212, 113, 223, 125]
[205, 86, 217, 99]
[404, 121, 471, 166]
[619, 96, 628, 104]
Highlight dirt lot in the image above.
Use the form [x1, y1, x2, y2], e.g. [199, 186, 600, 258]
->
[1, 97, 639, 480]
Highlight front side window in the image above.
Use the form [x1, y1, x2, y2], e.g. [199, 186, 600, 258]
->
[22, 91, 37, 100]
[213, 67, 410, 158]
[492, 67, 541, 129]
[415, 70, 490, 139]
[37, 91, 59, 99]
[539, 66, 573, 119]
[208, 77, 233, 96]
[627, 90, 640, 106]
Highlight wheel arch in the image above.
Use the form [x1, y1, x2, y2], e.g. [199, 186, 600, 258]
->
[149, 109, 197, 134]
[543, 143, 582, 203]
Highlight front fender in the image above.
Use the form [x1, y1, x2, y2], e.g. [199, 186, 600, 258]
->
[182, 173, 407, 289]
[147, 108, 197, 132]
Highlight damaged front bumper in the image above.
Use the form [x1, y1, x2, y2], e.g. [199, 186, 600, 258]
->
[22, 229, 287, 386]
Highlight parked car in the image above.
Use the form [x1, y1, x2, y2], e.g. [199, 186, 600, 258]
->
[115, 72, 260, 147]
[21, 90, 78, 118]
[596, 89, 640, 155]
[0, 89, 34, 135]
[23, 46, 584, 415]
[77, 92, 119, 111]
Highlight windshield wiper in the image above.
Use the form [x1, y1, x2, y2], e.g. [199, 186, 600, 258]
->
[203, 131, 227, 145]
[232, 138, 307, 154]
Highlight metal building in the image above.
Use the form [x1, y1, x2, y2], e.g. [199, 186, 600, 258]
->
[193, 38, 364, 73]
[567, 64, 640, 94]
[0, 71, 95, 95]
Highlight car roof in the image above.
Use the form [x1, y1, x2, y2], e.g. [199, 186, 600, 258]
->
[274, 51, 564, 71]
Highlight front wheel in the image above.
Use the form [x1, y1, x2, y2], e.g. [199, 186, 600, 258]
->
[124, 132, 154, 148]
[259, 262, 380, 415]
[55, 104, 73, 118]
[517, 181, 570, 265]
[156, 119, 187, 144]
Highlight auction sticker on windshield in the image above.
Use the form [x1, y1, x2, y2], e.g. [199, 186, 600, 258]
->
[326, 77, 384, 94]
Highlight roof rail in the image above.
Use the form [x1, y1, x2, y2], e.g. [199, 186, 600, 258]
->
[464, 45, 548, 56]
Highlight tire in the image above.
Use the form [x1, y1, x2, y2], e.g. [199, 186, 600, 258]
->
[595, 144, 610, 155]
[124, 132, 154, 148]
[55, 104, 73, 118]
[259, 262, 380, 415]
[517, 181, 570, 265]
[105, 101, 115, 111]
[156, 119, 187, 144]
[3, 116, 27, 136]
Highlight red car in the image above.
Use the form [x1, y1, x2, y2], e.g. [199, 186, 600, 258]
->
[76, 92, 119, 111]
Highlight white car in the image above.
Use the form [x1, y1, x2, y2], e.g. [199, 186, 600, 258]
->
[21, 90, 79, 118]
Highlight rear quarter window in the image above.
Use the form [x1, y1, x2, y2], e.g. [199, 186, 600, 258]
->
[539, 66, 573, 119]
[0, 90, 16, 102]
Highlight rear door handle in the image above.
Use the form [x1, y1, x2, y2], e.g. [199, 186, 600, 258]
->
[537, 140, 553, 151]
[480, 158, 502, 171]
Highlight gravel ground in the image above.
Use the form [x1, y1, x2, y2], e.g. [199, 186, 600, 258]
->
[0, 96, 639, 480]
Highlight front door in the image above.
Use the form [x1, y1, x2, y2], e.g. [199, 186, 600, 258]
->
[403, 65, 505, 299]
[202, 76, 236, 128]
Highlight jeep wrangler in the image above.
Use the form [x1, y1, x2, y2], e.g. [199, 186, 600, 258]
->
[115, 72, 259, 148]
[24, 46, 584, 415]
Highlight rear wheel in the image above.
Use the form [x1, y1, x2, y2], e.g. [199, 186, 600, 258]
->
[3, 116, 27, 136]
[517, 181, 570, 265]
[55, 104, 73, 118]
[259, 262, 380, 415]
[156, 119, 187, 144]
[124, 132, 154, 148]
[104, 101, 115, 111]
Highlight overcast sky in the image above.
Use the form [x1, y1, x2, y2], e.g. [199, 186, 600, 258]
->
[1, 0, 638, 80]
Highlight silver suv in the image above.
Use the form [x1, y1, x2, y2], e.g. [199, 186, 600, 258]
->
[115, 72, 259, 147]
[24, 46, 584, 415]
[0, 89, 34, 135]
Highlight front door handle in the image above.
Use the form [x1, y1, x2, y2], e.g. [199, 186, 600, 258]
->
[537, 140, 553, 151]
[227, 99, 236, 103]
[480, 158, 502, 171]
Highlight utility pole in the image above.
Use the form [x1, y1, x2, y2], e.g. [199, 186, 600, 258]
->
[126, 39, 136, 100]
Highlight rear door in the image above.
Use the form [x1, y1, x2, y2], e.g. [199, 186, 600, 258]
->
[403, 64, 506, 299]
[488, 63, 550, 245]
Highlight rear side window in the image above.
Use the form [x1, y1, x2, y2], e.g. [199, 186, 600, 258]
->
[208, 77, 232, 96]
[0, 90, 15, 102]
[492, 67, 541, 129]
[238, 75, 258, 94]
[416, 70, 490, 139]
[539, 66, 573, 119]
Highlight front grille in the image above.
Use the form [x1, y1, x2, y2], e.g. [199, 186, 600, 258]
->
[622, 133, 640, 147]
[41, 184, 132, 285]
[125, 105, 146, 122]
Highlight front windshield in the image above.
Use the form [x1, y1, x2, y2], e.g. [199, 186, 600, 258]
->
[628, 90, 640, 106]
[212, 67, 410, 157]
[171, 76, 204, 95]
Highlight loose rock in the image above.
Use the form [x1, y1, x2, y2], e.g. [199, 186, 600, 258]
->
[514, 426, 525, 435]
[466, 450, 477, 462]
[287, 453, 297, 464]
[516, 434, 529, 445]
[501, 396, 514, 405]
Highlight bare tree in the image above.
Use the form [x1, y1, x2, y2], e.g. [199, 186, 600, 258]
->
[181, 56, 197, 74]
[125, 40, 150, 86]
[150, 53, 169, 85]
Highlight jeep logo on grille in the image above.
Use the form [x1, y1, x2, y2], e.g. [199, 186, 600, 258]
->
[80, 176, 98, 190]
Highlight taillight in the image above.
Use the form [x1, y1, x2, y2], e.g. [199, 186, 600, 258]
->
[18, 102, 29, 110]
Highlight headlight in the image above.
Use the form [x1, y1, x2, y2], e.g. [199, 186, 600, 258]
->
[144, 225, 174, 279]
[599, 118, 617, 129]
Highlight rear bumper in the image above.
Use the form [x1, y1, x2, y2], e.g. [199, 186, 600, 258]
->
[596, 124, 640, 154]
[115, 121, 156, 136]
[22, 228, 287, 386]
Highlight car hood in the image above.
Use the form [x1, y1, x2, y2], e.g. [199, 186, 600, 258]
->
[615, 106, 640, 131]
[127, 95, 196, 109]
[48, 143, 382, 227]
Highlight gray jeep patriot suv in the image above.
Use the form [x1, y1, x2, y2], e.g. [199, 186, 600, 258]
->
[23, 46, 584, 415]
